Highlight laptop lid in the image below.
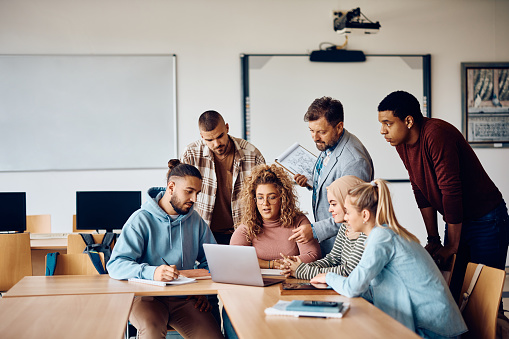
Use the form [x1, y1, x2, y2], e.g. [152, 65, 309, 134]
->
[203, 244, 285, 287]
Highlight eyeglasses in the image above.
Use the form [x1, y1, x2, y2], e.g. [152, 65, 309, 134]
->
[255, 196, 280, 205]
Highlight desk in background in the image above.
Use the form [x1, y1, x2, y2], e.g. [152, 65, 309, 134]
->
[30, 238, 67, 276]
[0, 293, 134, 339]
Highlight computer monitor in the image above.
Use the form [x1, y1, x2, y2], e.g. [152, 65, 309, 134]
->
[0, 192, 27, 233]
[76, 191, 142, 232]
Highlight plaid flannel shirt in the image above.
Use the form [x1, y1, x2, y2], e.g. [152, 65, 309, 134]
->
[180, 136, 265, 226]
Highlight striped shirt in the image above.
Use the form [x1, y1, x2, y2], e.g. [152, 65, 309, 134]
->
[294, 223, 366, 279]
[180, 136, 265, 226]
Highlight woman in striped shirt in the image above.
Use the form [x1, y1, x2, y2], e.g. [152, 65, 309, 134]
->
[282, 175, 366, 279]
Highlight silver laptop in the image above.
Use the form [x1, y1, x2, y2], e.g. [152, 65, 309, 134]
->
[203, 244, 286, 287]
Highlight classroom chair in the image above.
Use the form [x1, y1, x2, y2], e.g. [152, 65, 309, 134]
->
[0, 233, 32, 292]
[45, 253, 105, 275]
[26, 214, 51, 233]
[459, 262, 505, 339]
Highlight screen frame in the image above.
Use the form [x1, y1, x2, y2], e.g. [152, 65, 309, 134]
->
[0, 192, 27, 233]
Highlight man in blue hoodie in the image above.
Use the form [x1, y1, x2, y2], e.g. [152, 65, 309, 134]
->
[107, 160, 223, 339]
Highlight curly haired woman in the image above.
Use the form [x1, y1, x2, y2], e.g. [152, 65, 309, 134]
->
[230, 164, 321, 268]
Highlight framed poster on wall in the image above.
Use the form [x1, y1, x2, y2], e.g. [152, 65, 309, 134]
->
[461, 62, 509, 148]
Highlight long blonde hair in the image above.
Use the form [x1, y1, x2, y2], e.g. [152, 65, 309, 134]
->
[238, 164, 303, 241]
[347, 179, 419, 243]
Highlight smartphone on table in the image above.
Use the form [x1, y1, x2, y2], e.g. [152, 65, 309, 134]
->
[302, 300, 340, 307]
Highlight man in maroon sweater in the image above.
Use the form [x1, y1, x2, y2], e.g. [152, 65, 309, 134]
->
[377, 90, 509, 301]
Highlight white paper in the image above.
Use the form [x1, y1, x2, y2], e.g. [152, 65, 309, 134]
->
[276, 143, 317, 187]
[260, 269, 284, 276]
[128, 276, 196, 286]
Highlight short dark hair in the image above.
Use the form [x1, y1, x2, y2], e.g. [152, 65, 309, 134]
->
[166, 159, 202, 183]
[198, 110, 224, 132]
[377, 91, 423, 125]
[304, 96, 344, 127]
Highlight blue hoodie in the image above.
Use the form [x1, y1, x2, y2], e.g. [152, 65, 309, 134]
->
[107, 187, 217, 280]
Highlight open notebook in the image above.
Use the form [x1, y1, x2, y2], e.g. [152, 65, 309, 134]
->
[128, 276, 196, 287]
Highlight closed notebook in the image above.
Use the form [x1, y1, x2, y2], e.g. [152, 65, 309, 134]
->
[265, 300, 350, 318]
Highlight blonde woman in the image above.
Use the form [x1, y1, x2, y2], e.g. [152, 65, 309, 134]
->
[282, 175, 367, 279]
[230, 164, 321, 267]
[311, 179, 467, 339]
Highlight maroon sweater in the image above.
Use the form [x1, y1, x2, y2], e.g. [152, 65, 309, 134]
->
[396, 118, 502, 224]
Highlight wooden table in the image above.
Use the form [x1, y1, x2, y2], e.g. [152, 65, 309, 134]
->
[2, 274, 245, 298]
[0, 293, 134, 339]
[4, 275, 420, 338]
[219, 287, 420, 339]
[30, 238, 68, 276]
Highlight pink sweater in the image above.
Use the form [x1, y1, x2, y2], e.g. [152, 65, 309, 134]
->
[230, 214, 321, 263]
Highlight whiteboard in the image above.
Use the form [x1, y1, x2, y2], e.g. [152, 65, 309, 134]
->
[242, 54, 431, 181]
[0, 54, 177, 171]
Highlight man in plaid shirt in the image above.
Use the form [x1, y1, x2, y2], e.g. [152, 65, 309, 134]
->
[180, 111, 265, 244]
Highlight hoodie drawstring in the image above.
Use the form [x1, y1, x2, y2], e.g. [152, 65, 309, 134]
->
[180, 220, 184, 267]
[168, 217, 173, 250]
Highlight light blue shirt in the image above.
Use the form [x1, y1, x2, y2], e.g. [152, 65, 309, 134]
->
[325, 226, 467, 338]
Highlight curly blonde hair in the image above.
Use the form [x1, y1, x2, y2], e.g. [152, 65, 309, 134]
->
[238, 164, 303, 241]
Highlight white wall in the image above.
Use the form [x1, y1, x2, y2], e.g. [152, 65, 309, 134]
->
[0, 0, 508, 245]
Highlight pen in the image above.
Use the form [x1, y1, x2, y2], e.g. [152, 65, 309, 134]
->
[161, 257, 182, 279]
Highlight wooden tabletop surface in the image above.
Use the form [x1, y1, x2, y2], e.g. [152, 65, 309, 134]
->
[3, 274, 246, 298]
[3, 275, 421, 338]
[219, 286, 420, 339]
[0, 293, 134, 339]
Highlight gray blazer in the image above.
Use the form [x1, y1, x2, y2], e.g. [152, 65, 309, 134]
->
[312, 129, 374, 255]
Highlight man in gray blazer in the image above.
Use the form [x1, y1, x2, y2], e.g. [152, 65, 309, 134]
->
[290, 96, 374, 255]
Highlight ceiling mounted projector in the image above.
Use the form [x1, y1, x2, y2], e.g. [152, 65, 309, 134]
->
[333, 8, 381, 35]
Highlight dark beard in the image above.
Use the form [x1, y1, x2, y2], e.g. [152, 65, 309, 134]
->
[170, 195, 192, 215]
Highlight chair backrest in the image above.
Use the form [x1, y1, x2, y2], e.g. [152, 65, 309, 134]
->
[67, 233, 115, 254]
[0, 233, 32, 291]
[26, 214, 51, 233]
[440, 253, 456, 286]
[72, 214, 95, 233]
[460, 262, 505, 339]
[45, 253, 105, 275]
